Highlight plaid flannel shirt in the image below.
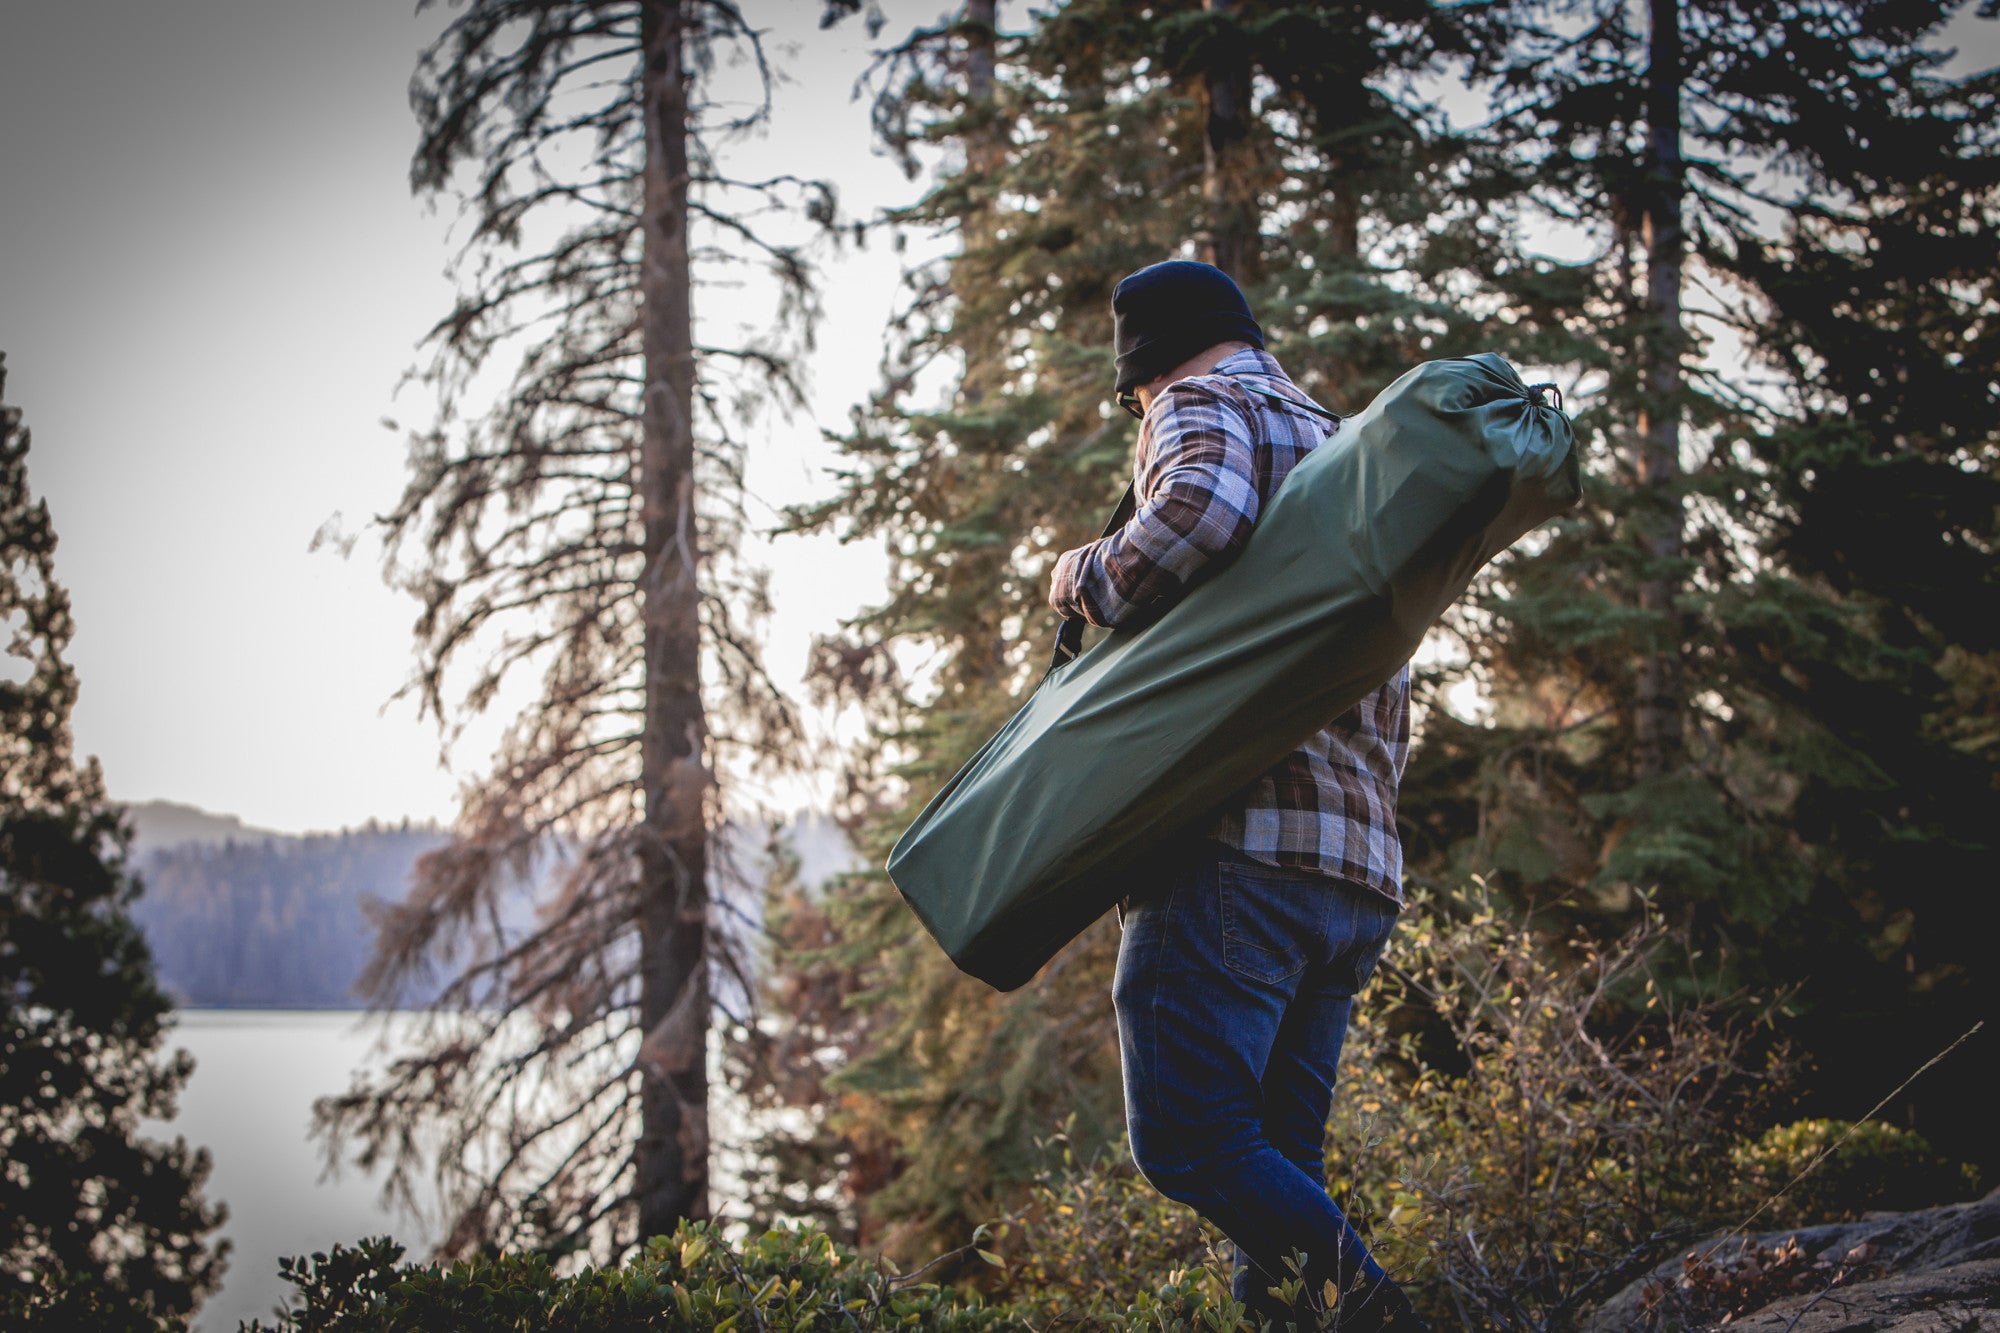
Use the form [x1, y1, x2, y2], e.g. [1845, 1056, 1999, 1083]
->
[1048, 349, 1411, 906]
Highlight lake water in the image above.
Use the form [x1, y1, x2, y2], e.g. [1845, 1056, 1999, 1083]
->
[145, 1010, 443, 1332]
[147, 1009, 780, 1331]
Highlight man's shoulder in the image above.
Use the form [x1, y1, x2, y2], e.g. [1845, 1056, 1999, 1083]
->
[1146, 377, 1259, 450]
[1163, 356, 1335, 441]
[1184, 351, 1333, 410]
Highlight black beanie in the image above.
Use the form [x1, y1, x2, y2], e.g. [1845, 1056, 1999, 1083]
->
[1112, 260, 1264, 396]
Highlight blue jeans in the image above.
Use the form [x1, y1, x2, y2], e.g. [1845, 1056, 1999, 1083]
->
[1114, 839, 1400, 1320]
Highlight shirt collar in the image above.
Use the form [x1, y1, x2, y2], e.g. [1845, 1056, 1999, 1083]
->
[1212, 347, 1287, 381]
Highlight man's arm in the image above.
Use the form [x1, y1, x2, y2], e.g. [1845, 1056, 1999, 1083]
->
[1049, 383, 1260, 628]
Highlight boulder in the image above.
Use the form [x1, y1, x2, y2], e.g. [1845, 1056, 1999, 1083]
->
[1582, 1189, 2000, 1331]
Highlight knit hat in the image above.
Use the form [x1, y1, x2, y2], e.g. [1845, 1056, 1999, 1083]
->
[1112, 260, 1264, 396]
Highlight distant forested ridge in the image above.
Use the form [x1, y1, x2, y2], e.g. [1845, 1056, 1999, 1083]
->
[122, 802, 452, 1009]
[118, 801, 855, 1010]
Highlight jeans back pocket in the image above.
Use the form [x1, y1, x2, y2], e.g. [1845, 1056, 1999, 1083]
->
[1217, 858, 1332, 985]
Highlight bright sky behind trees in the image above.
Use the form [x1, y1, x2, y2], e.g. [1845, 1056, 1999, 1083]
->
[1, 1, 1993, 835]
[0, 0, 919, 833]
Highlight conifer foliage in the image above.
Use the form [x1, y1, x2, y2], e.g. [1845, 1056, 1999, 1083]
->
[1407, 0, 2000, 1163]
[768, 0, 1999, 1244]
[0, 355, 226, 1321]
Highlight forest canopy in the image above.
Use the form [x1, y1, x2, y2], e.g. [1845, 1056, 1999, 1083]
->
[765, 0, 2000, 1256]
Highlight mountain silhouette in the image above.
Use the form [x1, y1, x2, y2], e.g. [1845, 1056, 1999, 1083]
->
[117, 800, 856, 1009]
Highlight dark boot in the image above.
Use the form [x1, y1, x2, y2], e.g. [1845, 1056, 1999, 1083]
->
[1333, 1277, 1431, 1332]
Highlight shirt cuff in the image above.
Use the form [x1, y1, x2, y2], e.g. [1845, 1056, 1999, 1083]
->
[1049, 546, 1086, 619]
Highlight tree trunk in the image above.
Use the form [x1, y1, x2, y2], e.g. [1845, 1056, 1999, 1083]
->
[635, 0, 710, 1237]
[1634, 0, 1686, 780]
[961, 0, 1002, 410]
[1197, 0, 1253, 279]
[964, 0, 995, 105]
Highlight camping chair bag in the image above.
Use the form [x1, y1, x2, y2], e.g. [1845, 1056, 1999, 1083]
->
[888, 353, 1581, 991]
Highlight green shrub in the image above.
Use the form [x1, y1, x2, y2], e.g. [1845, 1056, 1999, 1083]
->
[1729, 1118, 1981, 1227]
[981, 1125, 1230, 1327]
[241, 1225, 1002, 1331]
[0, 1270, 181, 1333]
[242, 1220, 1258, 1332]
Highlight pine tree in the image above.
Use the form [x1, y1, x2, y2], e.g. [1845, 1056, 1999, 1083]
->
[1402, 0, 2000, 1165]
[316, 0, 848, 1257]
[0, 354, 227, 1320]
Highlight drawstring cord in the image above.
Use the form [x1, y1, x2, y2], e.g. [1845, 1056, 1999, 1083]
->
[1527, 381, 1564, 413]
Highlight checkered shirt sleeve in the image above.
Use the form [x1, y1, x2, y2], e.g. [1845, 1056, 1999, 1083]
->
[1047, 382, 1263, 629]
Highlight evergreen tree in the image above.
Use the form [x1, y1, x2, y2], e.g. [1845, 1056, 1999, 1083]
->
[1401, 0, 2000, 1165]
[770, 0, 1999, 1242]
[0, 354, 227, 1319]
[316, 0, 849, 1258]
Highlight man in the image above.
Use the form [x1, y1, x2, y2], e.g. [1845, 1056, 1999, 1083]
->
[1048, 260, 1425, 1332]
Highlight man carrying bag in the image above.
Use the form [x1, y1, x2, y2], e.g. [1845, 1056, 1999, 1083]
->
[1048, 260, 1428, 1332]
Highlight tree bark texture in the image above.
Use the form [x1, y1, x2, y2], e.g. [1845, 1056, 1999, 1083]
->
[1635, 0, 1687, 780]
[1197, 0, 1253, 279]
[960, 0, 1004, 408]
[636, 0, 711, 1237]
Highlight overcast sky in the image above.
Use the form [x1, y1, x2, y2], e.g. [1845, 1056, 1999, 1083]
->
[0, 0, 929, 834]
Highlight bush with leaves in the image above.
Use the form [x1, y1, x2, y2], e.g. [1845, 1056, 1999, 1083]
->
[1727, 1118, 1981, 1231]
[0, 1272, 181, 1333]
[1314, 886, 1791, 1330]
[242, 1226, 1021, 1333]
[973, 884, 1811, 1331]
[242, 1221, 1259, 1333]
[982, 1124, 1219, 1327]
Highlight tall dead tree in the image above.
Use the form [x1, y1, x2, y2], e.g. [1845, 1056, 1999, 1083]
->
[632, 0, 708, 1236]
[316, 0, 837, 1256]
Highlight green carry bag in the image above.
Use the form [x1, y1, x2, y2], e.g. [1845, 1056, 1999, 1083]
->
[887, 353, 1580, 991]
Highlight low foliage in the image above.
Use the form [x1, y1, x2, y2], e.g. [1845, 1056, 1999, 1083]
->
[1321, 887, 1790, 1330]
[984, 1126, 1217, 1325]
[1728, 1118, 1982, 1228]
[242, 1227, 1022, 1332]
[0, 1271, 181, 1333]
[241, 1223, 1255, 1333]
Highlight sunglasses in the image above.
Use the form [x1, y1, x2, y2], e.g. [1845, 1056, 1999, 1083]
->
[1117, 391, 1144, 420]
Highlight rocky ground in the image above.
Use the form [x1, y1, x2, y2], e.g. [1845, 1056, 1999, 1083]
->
[1581, 1189, 2000, 1331]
